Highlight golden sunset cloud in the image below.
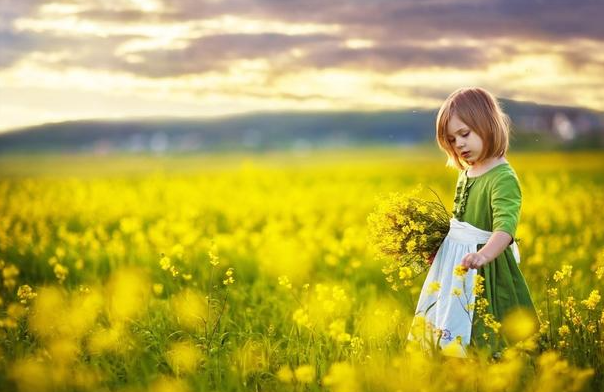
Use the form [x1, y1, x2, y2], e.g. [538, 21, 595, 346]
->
[0, 0, 602, 132]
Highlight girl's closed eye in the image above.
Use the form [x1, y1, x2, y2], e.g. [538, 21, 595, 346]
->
[448, 132, 470, 143]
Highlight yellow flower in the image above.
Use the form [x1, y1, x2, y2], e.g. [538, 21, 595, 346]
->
[454, 265, 468, 278]
[166, 340, 203, 375]
[160, 255, 171, 270]
[223, 268, 235, 285]
[427, 281, 441, 294]
[170, 265, 179, 277]
[473, 274, 485, 296]
[17, 285, 37, 304]
[547, 287, 558, 297]
[406, 239, 417, 253]
[294, 364, 315, 383]
[171, 288, 209, 330]
[75, 259, 84, 270]
[451, 288, 462, 297]
[2, 264, 19, 290]
[153, 283, 164, 295]
[482, 313, 501, 333]
[501, 308, 538, 343]
[323, 362, 359, 392]
[571, 315, 582, 326]
[553, 264, 572, 282]
[171, 243, 184, 259]
[8, 358, 51, 391]
[208, 242, 220, 266]
[350, 337, 364, 356]
[277, 366, 294, 383]
[293, 308, 311, 328]
[595, 266, 604, 280]
[53, 263, 69, 284]
[441, 338, 466, 358]
[7, 303, 26, 320]
[328, 319, 351, 343]
[558, 324, 570, 337]
[539, 320, 550, 335]
[398, 267, 412, 280]
[475, 297, 489, 313]
[278, 275, 292, 289]
[581, 290, 600, 310]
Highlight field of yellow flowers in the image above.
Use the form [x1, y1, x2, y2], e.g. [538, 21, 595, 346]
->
[0, 147, 603, 392]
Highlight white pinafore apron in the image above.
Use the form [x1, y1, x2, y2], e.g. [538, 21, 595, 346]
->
[406, 217, 521, 357]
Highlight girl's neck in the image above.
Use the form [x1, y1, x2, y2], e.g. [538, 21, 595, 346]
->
[467, 156, 507, 176]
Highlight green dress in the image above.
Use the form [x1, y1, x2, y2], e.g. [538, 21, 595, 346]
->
[453, 162, 539, 355]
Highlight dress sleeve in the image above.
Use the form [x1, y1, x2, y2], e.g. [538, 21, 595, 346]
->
[490, 171, 522, 242]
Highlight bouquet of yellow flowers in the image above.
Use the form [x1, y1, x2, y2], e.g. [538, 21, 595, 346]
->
[367, 185, 451, 291]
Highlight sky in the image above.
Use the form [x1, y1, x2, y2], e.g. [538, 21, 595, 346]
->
[0, 0, 603, 132]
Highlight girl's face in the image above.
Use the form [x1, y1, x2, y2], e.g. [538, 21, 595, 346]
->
[446, 113, 484, 165]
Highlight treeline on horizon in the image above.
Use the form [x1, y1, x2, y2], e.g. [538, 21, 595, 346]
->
[0, 99, 602, 154]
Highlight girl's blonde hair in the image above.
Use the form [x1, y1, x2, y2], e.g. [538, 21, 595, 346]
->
[435, 87, 511, 170]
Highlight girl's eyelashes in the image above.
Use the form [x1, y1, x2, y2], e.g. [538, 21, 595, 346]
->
[448, 132, 470, 143]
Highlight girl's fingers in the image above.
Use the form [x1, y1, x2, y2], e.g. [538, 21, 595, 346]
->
[461, 255, 472, 268]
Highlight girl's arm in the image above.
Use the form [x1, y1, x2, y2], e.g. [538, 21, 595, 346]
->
[461, 170, 521, 269]
[460, 231, 512, 269]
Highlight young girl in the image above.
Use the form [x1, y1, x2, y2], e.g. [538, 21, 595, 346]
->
[407, 87, 539, 358]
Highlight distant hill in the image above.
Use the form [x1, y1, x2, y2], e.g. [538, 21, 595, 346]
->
[0, 99, 602, 153]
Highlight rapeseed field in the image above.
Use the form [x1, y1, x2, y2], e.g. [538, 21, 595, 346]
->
[0, 148, 603, 392]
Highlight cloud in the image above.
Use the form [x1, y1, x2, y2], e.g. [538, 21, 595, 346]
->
[299, 43, 495, 72]
[0, 29, 36, 68]
[125, 32, 339, 77]
[0, 0, 602, 132]
[155, 0, 604, 42]
[0, 0, 44, 24]
[0, 28, 141, 73]
[2, 0, 602, 77]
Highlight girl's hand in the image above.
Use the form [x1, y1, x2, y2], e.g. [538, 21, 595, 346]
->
[460, 252, 490, 269]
